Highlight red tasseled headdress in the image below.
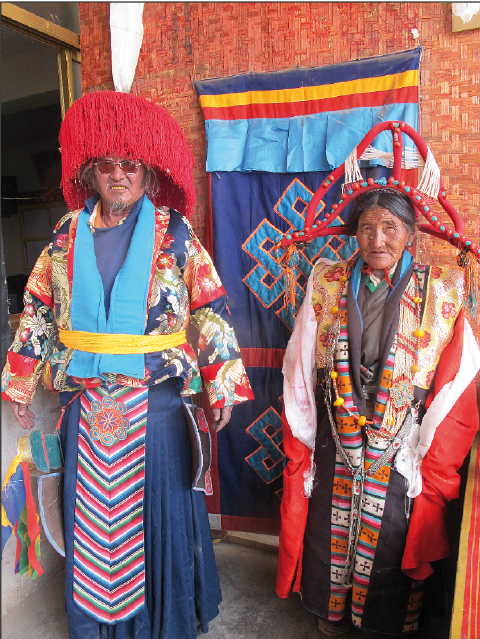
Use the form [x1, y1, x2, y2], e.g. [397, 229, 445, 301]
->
[59, 91, 196, 218]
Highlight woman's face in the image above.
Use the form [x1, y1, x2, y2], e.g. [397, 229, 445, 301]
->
[356, 206, 415, 272]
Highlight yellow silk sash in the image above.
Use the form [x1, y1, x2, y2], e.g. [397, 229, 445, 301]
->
[58, 329, 187, 354]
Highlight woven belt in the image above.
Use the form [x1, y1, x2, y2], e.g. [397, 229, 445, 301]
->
[58, 329, 187, 354]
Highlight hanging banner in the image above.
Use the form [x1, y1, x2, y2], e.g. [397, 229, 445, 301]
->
[195, 47, 420, 534]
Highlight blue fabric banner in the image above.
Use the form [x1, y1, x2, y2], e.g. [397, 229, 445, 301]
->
[206, 168, 388, 533]
[198, 50, 418, 533]
[195, 47, 420, 173]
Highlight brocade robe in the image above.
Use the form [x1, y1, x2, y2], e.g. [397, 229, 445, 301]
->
[276, 257, 479, 635]
[1, 202, 253, 407]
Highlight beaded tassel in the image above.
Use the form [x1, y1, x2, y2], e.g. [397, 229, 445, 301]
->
[458, 248, 479, 317]
[280, 243, 298, 309]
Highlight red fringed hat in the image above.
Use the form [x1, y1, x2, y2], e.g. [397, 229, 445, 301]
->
[59, 91, 196, 218]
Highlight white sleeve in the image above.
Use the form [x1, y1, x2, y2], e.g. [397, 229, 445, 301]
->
[283, 266, 319, 451]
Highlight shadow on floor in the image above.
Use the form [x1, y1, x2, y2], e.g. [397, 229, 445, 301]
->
[1, 540, 451, 639]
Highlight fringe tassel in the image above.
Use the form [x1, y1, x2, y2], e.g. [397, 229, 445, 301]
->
[343, 147, 363, 188]
[359, 145, 422, 169]
[417, 147, 441, 200]
[458, 248, 479, 317]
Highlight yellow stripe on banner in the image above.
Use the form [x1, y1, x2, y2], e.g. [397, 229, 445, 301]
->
[199, 69, 419, 109]
[58, 329, 187, 354]
[450, 434, 479, 639]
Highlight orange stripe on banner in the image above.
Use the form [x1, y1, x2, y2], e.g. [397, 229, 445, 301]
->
[240, 348, 285, 368]
[199, 69, 419, 108]
[202, 86, 418, 121]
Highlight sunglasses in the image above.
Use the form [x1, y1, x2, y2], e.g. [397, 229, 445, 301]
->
[94, 159, 142, 175]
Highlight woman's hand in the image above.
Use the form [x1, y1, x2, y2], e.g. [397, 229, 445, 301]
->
[9, 402, 35, 430]
[211, 405, 233, 432]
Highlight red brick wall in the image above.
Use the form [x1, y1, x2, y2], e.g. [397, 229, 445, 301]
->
[79, 2, 480, 329]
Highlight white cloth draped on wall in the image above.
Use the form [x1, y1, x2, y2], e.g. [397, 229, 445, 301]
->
[110, 3, 144, 93]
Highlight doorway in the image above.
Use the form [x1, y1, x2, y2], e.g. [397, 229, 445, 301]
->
[1, 2, 80, 364]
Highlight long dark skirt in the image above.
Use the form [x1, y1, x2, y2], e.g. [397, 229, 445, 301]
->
[60, 378, 222, 639]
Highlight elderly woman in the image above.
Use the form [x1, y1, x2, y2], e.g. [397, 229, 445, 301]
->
[2, 91, 253, 639]
[275, 188, 479, 637]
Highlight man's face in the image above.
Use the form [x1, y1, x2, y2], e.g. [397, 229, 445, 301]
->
[93, 155, 147, 214]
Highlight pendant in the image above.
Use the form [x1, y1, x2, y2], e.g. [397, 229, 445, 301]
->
[389, 378, 415, 409]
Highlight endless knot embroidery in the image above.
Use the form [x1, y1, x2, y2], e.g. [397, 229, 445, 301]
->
[389, 379, 415, 409]
[87, 396, 130, 446]
[241, 178, 357, 331]
[246, 407, 285, 485]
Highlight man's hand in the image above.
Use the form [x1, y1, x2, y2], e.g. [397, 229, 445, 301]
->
[9, 402, 35, 430]
[211, 405, 233, 432]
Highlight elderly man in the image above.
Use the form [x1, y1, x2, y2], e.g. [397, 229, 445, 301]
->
[2, 91, 253, 639]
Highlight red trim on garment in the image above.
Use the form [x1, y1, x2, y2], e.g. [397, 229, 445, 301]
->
[402, 311, 480, 579]
[275, 408, 310, 598]
[3, 352, 37, 379]
[25, 287, 53, 309]
[239, 348, 285, 369]
[201, 360, 254, 408]
[220, 515, 280, 536]
[1, 353, 38, 403]
[189, 285, 227, 312]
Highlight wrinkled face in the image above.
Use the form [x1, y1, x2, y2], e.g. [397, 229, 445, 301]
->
[93, 155, 147, 214]
[356, 207, 415, 272]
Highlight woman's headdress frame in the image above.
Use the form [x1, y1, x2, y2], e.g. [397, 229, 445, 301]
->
[277, 120, 479, 312]
[279, 121, 478, 258]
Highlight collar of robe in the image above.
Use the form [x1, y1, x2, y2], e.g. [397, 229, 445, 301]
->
[66, 195, 156, 381]
[351, 250, 413, 307]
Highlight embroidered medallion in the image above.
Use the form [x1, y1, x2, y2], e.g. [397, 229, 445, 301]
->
[86, 395, 129, 446]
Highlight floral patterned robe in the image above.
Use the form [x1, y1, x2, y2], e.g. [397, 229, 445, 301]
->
[1, 203, 253, 408]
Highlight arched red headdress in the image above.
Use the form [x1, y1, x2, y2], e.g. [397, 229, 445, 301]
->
[277, 121, 479, 312]
[59, 91, 196, 218]
[279, 121, 478, 259]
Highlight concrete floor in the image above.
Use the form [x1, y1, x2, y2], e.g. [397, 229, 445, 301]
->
[1, 539, 451, 639]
